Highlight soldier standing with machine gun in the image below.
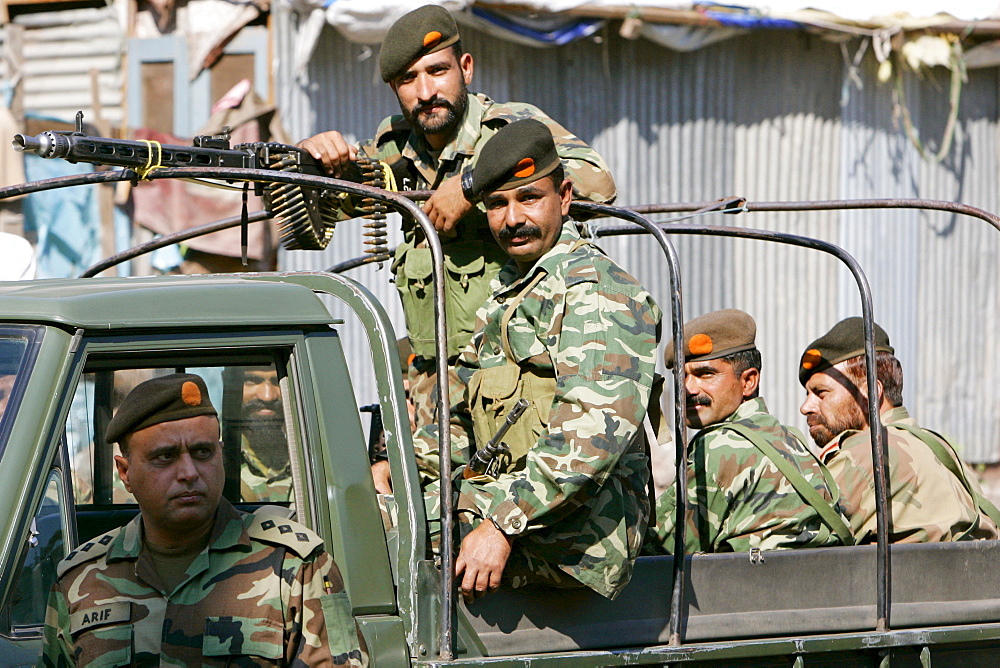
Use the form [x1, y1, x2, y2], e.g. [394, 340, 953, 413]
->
[298, 6, 617, 482]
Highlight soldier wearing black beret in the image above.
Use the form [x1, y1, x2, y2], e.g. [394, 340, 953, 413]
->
[106, 372, 217, 448]
[798, 318, 999, 543]
[44, 373, 369, 666]
[645, 309, 851, 555]
[406, 116, 660, 603]
[297, 6, 617, 462]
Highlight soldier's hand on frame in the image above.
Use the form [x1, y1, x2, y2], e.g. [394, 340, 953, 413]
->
[455, 518, 513, 603]
[297, 131, 358, 176]
[371, 460, 392, 494]
[423, 175, 471, 237]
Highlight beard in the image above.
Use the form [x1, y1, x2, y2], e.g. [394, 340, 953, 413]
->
[806, 403, 866, 448]
[402, 81, 469, 137]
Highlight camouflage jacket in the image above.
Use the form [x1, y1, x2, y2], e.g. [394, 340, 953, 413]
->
[42, 499, 367, 667]
[357, 93, 617, 360]
[415, 222, 662, 598]
[823, 406, 999, 543]
[240, 434, 292, 504]
[648, 398, 848, 554]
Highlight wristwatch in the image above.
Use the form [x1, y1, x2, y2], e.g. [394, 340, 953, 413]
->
[460, 170, 476, 202]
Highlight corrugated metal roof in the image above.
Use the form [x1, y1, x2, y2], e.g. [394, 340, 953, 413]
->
[274, 12, 1000, 461]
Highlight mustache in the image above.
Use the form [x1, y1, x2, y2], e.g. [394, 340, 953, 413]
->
[496, 223, 543, 241]
[411, 97, 455, 115]
[806, 415, 826, 428]
[686, 394, 711, 408]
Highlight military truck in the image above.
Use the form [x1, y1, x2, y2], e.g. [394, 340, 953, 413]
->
[2, 130, 1000, 666]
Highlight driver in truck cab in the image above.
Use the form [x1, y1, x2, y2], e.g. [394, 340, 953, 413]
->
[407, 118, 661, 603]
[799, 317, 1000, 543]
[42, 373, 368, 666]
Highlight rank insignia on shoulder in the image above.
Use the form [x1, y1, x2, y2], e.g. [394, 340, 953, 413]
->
[57, 527, 122, 578]
[248, 514, 323, 558]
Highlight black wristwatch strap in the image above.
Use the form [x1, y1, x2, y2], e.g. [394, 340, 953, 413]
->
[461, 170, 476, 202]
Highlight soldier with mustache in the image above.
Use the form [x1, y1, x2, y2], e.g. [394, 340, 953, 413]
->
[410, 119, 659, 602]
[299, 6, 616, 495]
[645, 309, 852, 555]
[799, 317, 999, 543]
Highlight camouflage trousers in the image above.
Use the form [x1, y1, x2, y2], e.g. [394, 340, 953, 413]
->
[378, 479, 581, 590]
[407, 358, 464, 434]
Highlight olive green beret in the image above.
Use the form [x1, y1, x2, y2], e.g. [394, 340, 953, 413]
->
[665, 309, 756, 369]
[379, 5, 460, 82]
[470, 119, 560, 200]
[107, 373, 218, 444]
[799, 317, 894, 386]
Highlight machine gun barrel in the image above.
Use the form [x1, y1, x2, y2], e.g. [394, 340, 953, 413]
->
[466, 398, 530, 477]
[12, 130, 253, 170]
[10, 111, 390, 254]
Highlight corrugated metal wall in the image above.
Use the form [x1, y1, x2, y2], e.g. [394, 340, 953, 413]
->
[10, 4, 124, 127]
[275, 10, 1000, 462]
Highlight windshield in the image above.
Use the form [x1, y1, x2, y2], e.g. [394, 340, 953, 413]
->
[0, 326, 44, 459]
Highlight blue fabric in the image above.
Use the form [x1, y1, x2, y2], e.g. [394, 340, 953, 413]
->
[470, 6, 601, 45]
[22, 153, 102, 279]
[703, 9, 799, 29]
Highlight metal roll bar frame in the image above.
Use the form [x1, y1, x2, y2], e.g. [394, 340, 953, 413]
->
[587, 218, 888, 635]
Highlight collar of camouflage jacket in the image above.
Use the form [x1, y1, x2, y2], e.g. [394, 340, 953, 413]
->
[107, 497, 252, 562]
[722, 396, 770, 425]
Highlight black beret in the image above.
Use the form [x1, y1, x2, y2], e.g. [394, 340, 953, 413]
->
[470, 119, 560, 200]
[799, 317, 894, 385]
[107, 373, 218, 444]
[665, 309, 756, 369]
[379, 5, 460, 82]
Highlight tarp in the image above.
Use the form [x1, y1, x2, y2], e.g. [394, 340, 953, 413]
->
[279, 0, 1000, 77]
[284, 0, 1000, 43]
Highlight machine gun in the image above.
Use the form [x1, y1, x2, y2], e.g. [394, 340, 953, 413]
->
[12, 112, 397, 256]
[465, 398, 530, 479]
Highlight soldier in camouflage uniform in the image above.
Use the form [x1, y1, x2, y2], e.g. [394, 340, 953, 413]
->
[799, 317, 1000, 543]
[42, 373, 367, 666]
[235, 367, 292, 503]
[645, 310, 851, 555]
[410, 119, 659, 602]
[299, 6, 616, 465]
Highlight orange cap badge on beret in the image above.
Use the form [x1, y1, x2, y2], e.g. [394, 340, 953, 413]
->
[688, 333, 714, 356]
[422, 30, 442, 48]
[181, 381, 202, 406]
[514, 158, 535, 178]
[801, 349, 823, 370]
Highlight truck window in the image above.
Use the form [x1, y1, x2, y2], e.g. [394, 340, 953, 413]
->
[65, 359, 296, 544]
[6, 470, 66, 632]
[0, 326, 44, 461]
